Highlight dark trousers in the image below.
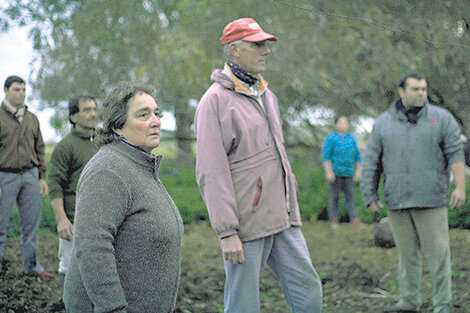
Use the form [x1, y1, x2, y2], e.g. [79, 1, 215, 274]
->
[328, 176, 357, 221]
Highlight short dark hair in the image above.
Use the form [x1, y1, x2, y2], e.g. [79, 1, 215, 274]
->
[96, 82, 158, 147]
[397, 72, 426, 89]
[68, 95, 96, 125]
[334, 115, 348, 124]
[4, 75, 26, 89]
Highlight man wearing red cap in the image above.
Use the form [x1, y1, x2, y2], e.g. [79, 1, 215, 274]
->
[195, 18, 323, 312]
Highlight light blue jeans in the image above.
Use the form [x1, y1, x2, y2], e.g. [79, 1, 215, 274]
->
[0, 168, 44, 273]
[58, 237, 73, 274]
[224, 226, 323, 313]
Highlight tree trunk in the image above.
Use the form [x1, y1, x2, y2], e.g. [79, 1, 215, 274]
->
[460, 112, 470, 167]
[174, 98, 194, 166]
[460, 108, 470, 140]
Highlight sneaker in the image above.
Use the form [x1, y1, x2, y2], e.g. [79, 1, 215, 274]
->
[330, 218, 340, 230]
[27, 270, 53, 278]
[350, 218, 363, 228]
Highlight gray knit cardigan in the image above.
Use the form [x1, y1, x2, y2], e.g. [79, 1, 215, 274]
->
[63, 141, 183, 313]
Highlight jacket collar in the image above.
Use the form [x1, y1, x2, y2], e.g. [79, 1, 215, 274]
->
[1, 99, 27, 116]
[211, 65, 268, 95]
[71, 127, 95, 140]
[107, 140, 163, 176]
[389, 98, 428, 122]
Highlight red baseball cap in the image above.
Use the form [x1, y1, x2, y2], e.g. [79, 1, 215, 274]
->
[220, 18, 278, 46]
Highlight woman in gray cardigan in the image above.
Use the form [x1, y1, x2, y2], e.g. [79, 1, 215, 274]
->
[63, 82, 183, 313]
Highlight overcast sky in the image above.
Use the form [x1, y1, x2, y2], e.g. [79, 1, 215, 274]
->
[0, 25, 176, 143]
[0, 26, 62, 142]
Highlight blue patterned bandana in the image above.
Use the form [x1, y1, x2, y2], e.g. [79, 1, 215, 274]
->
[227, 61, 258, 86]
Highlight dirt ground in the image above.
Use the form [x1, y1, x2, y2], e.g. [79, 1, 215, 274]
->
[1, 221, 469, 313]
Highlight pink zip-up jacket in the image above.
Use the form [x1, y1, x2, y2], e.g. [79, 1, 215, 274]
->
[195, 66, 302, 242]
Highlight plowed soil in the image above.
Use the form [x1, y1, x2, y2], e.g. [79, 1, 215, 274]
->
[1, 222, 469, 312]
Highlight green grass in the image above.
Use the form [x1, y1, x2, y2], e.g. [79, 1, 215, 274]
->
[158, 158, 208, 224]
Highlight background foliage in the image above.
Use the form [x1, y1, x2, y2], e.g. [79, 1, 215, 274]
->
[2, 1, 470, 234]
[6, 141, 470, 239]
[1, 0, 470, 155]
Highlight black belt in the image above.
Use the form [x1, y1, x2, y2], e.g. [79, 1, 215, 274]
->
[0, 167, 34, 175]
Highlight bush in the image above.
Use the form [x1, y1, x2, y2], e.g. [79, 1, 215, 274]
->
[447, 183, 470, 229]
[158, 158, 208, 224]
[290, 150, 387, 225]
[289, 148, 470, 228]
[6, 143, 470, 239]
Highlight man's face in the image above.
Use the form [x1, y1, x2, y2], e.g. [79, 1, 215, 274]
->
[398, 78, 427, 108]
[231, 40, 271, 75]
[4, 82, 26, 107]
[71, 99, 98, 130]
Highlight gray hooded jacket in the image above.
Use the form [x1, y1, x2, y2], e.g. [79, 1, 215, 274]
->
[361, 101, 464, 210]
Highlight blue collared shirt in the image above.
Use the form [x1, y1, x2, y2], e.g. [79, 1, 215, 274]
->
[322, 131, 361, 177]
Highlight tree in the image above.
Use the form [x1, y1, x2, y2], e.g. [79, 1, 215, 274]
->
[1, 0, 206, 162]
[2, 0, 470, 151]
[266, 0, 470, 141]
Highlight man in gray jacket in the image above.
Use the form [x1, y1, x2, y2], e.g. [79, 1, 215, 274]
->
[195, 18, 322, 313]
[361, 72, 466, 313]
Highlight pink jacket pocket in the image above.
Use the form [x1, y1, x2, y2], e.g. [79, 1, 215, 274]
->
[252, 177, 263, 209]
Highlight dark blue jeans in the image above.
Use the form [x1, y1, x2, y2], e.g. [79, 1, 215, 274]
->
[328, 176, 357, 221]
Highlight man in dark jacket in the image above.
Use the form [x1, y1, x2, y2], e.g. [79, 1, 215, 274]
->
[361, 72, 466, 313]
[0, 75, 52, 277]
[48, 95, 99, 286]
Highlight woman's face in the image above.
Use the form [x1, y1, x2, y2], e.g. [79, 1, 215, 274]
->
[334, 116, 349, 134]
[117, 92, 162, 152]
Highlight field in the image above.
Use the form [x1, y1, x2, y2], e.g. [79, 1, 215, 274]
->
[2, 141, 470, 312]
[1, 221, 470, 313]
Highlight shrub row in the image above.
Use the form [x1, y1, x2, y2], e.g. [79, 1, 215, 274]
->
[290, 149, 470, 229]
[6, 147, 470, 238]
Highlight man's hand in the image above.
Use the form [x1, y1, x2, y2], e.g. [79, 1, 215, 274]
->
[449, 188, 466, 209]
[353, 172, 362, 182]
[325, 171, 336, 183]
[220, 234, 244, 264]
[368, 200, 383, 212]
[57, 217, 74, 241]
[353, 164, 362, 182]
[450, 162, 466, 209]
[39, 179, 48, 197]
